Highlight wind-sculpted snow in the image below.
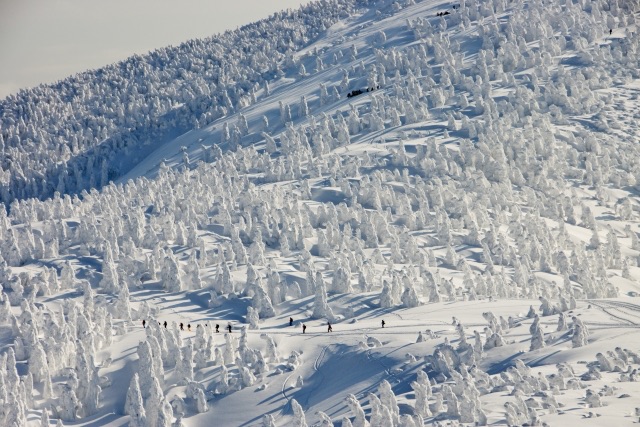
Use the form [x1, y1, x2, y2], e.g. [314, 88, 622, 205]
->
[0, 0, 640, 425]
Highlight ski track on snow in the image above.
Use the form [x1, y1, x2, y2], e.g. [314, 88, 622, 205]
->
[278, 373, 295, 418]
[277, 343, 330, 421]
[588, 300, 640, 326]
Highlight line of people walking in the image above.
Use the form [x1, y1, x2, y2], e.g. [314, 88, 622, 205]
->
[290, 317, 386, 333]
[141, 319, 233, 333]
[141, 317, 387, 334]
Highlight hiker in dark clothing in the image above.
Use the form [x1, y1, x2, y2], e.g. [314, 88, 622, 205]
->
[163, 321, 167, 328]
[142, 320, 146, 328]
[327, 322, 333, 333]
[303, 324, 307, 334]
[180, 323, 184, 331]
[289, 317, 294, 326]
[381, 319, 386, 328]
[215, 324, 220, 333]
[188, 324, 191, 332]
[610, 29, 613, 35]
[227, 324, 232, 333]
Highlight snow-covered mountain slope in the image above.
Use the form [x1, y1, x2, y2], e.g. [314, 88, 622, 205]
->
[1, 0, 640, 425]
[0, 1, 358, 204]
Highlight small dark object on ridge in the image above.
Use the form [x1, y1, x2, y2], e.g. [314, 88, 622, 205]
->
[347, 86, 379, 98]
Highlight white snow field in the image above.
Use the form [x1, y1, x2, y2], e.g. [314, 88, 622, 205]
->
[1, 0, 640, 425]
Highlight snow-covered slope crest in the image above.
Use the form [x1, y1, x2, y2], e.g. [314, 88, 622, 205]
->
[0, 0, 362, 205]
[1, 0, 640, 425]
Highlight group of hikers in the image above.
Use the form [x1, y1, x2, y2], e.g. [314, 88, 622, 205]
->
[142, 319, 232, 333]
[347, 85, 381, 99]
[290, 317, 338, 333]
[294, 317, 386, 333]
[141, 317, 388, 334]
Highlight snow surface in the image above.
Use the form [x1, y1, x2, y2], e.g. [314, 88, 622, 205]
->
[1, 0, 640, 425]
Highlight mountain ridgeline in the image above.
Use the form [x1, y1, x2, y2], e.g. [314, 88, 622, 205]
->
[0, 0, 364, 205]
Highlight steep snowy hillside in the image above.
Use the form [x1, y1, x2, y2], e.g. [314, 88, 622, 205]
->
[1, 0, 640, 426]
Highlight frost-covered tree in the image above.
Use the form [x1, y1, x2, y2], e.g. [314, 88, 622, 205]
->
[100, 242, 120, 294]
[29, 340, 50, 384]
[291, 399, 308, 427]
[571, 316, 589, 348]
[175, 343, 194, 385]
[379, 281, 394, 308]
[401, 286, 420, 308]
[125, 373, 147, 426]
[299, 96, 309, 118]
[378, 380, 399, 425]
[411, 380, 432, 418]
[216, 365, 230, 394]
[240, 367, 257, 388]
[196, 388, 208, 413]
[585, 389, 602, 408]
[331, 266, 352, 294]
[441, 384, 460, 418]
[557, 313, 567, 331]
[251, 281, 276, 319]
[238, 114, 249, 136]
[136, 341, 158, 400]
[113, 286, 131, 320]
[75, 341, 101, 417]
[539, 297, 557, 317]
[344, 395, 367, 427]
[246, 306, 260, 329]
[40, 408, 50, 427]
[58, 383, 82, 422]
[261, 333, 279, 363]
[369, 392, 393, 427]
[60, 261, 76, 290]
[185, 252, 203, 290]
[214, 259, 234, 295]
[309, 411, 330, 427]
[224, 333, 237, 366]
[529, 315, 545, 351]
[312, 272, 334, 320]
[161, 250, 183, 292]
[145, 376, 172, 427]
[483, 327, 505, 350]
[263, 414, 277, 427]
